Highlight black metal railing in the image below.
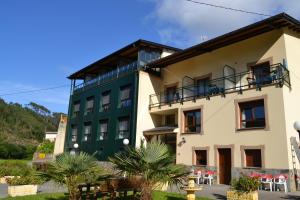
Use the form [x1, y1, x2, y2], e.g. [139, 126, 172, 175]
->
[149, 63, 290, 108]
[73, 61, 138, 93]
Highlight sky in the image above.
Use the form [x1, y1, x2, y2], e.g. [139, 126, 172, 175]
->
[0, 0, 299, 113]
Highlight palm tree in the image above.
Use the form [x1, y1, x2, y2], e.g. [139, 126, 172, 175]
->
[38, 152, 105, 200]
[109, 141, 188, 200]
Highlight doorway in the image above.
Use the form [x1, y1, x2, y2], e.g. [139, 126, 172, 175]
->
[218, 148, 232, 184]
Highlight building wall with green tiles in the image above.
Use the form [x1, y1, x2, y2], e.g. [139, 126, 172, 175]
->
[65, 71, 138, 160]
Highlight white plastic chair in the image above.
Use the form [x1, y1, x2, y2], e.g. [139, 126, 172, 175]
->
[203, 171, 214, 186]
[260, 174, 273, 192]
[273, 175, 288, 193]
[196, 171, 202, 185]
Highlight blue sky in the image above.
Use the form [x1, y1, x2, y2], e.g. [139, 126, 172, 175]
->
[0, 0, 299, 113]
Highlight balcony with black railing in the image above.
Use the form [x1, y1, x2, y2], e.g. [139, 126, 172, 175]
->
[149, 63, 291, 109]
[72, 61, 138, 94]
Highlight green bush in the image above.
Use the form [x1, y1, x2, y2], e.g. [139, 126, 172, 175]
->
[231, 175, 261, 193]
[36, 140, 54, 154]
[6, 174, 43, 186]
[0, 142, 36, 159]
[0, 161, 32, 177]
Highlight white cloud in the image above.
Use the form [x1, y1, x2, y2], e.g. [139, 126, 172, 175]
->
[148, 0, 300, 47]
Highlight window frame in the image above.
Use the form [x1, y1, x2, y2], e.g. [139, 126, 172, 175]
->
[241, 145, 265, 169]
[116, 116, 130, 140]
[71, 125, 78, 142]
[98, 119, 109, 141]
[82, 122, 92, 142]
[235, 96, 269, 131]
[119, 85, 132, 108]
[85, 96, 95, 115]
[192, 147, 209, 166]
[183, 109, 202, 134]
[72, 101, 80, 118]
[101, 91, 111, 112]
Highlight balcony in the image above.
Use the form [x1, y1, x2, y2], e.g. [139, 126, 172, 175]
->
[73, 61, 138, 94]
[149, 63, 290, 109]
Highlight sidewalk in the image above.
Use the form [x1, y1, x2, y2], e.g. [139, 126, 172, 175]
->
[168, 184, 300, 200]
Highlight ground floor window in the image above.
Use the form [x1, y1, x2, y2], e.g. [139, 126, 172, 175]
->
[245, 149, 262, 168]
[83, 122, 92, 142]
[117, 117, 130, 139]
[194, 150, 207, 166]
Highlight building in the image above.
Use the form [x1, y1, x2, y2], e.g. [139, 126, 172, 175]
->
[65, 13, 300, 191]
[142, 13, 300, 191]
[45, 132, 57, 142]
[65, 40, 180, 160]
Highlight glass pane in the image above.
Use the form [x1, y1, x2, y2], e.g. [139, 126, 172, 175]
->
[121, 86, 130, 100]
[254, 105, 265, 119]
[102, 93, 110, 105]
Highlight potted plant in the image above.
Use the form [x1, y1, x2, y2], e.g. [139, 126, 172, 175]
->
[227, 175, 260, 200]
[6, 175, 42, 197]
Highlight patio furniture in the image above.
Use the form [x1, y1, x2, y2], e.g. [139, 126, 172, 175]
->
[260, 174, 273, 192]
[195, 170, 203, 185]
[273, 174, 288, 193]
[203, 171, 214, 186]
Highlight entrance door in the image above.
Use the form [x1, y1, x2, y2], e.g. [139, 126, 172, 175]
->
[218, 148, 231, 184]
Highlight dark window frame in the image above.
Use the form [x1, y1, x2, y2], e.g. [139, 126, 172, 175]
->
[98, 119, 109, 141]
[117, 116, 130, 139]
[245, 149, 262, 168]
[239, 99, 266, 129]
[85, 96, 95, 115]
[120, 85, 132, 108]
[83, 122, 92, 142]
[72, 101, 80, 118]
[101, 91, 111, 112]
[184, 109, 202, 133]
[194, 150, 208, 166]
[71, 125, 78, 142]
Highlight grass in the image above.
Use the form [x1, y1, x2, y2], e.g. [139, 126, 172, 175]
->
[1, 191, 211, 200]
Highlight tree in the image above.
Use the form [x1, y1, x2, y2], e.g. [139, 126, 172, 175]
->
[109, 142, 188, 200]
[38, 152, 105, 200]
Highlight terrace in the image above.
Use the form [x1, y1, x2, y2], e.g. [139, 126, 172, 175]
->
[149, 63, 290, 109]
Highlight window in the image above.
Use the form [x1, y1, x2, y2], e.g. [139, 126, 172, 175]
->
[72, 101, 80, 118]
[98, 120, 108, 140]
[117, 117, 130, 139]
[83, 122, 92, 142]
[239, 100, 265, 129]
[85, 97, 94, 115]
[250, 62, 271, 85]
[195, 150, 207, 166]
[165, 115, 176, 126]
[184, 110, 201, 133]
[196, 77, 210, 96]
[165, 86, 179, 103]
[245, 149, 262, 168]
[71, 125, 77, 142]
[101, 91, 110, 111]
[120, 85, 131, 108]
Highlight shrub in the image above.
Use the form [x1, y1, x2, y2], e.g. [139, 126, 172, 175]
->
[6, 174, 43, 186]
[0, 161, 32, 177]
[36, 140, 54, 154]
[0, 142, 36, 159]
[231, 175, 261, 193]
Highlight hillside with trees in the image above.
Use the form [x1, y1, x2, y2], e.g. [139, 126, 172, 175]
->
[0, 98, 66, 159]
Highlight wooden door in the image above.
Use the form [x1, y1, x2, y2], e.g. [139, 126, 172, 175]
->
[218, 148, 232, 184]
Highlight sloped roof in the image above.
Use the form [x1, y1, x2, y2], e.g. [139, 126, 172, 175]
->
[147, 13, 300, 68]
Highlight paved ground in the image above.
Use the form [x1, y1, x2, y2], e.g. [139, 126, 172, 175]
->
[1, 182, 300, 199]
[0, 181, 67, 198]
[168, 184, 300, 200]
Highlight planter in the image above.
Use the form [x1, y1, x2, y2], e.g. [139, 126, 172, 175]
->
[0, 176, 20, 184]
[8, 185, 38, 197]
[227, 190, 258, 200]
